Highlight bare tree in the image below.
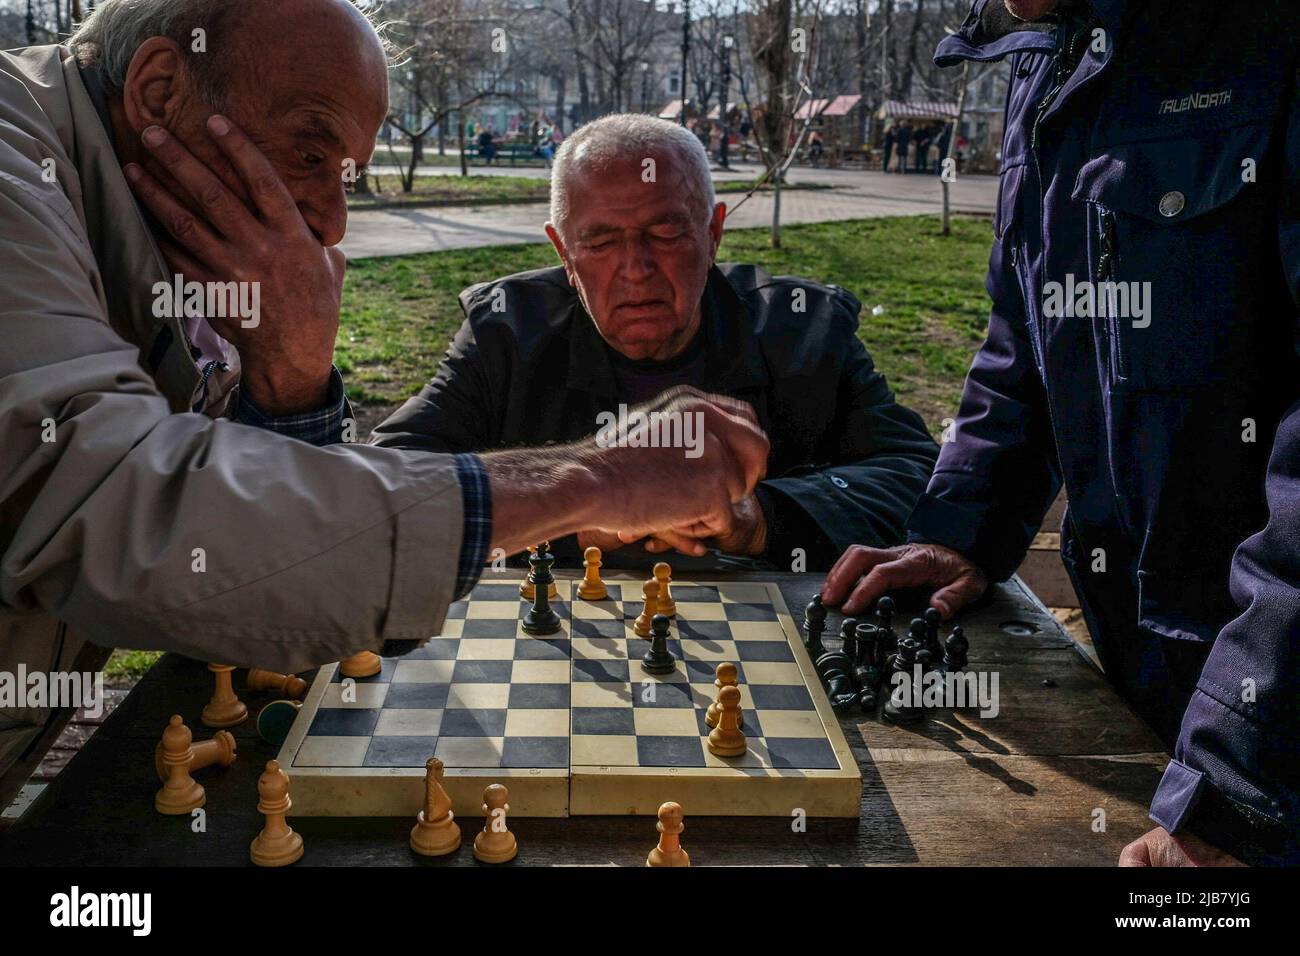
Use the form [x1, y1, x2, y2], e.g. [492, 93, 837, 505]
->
[382, 0, 522, 186]
[582, 0, 675, 114]
[740, 0, 830, 247]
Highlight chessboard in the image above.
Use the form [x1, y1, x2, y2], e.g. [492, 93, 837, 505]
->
[276, 575, 860, 818]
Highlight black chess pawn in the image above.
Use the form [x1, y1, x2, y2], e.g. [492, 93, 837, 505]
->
[803, 596, 827, 657]
[876, 596, 895, 634]
[521, 546, 561, 635]
[908, 619, 932, 670]
[840, 617, 858, 662]
[641, 614, 677, 675]
[923, 607, 944, 659]
[943, 625, 970, 672]
[874, 596, 897, 658]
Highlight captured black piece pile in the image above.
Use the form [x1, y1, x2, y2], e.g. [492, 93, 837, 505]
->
[802, 595, 971, 722]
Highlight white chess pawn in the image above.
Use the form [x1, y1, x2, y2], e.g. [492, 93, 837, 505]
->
[707, 685, 747, 757]
[653, 562, 676, 617]
[577, 546, 608, 601]
[154, 726, 236, 781]
[247, 667, 308, 699]
[473, 784, 518, 863]
[647, 801, 690, 867]
[633, 579, 658, 637]
[339, 651, 382, 679]
[705, 662, 742, 729]
[201, 663, 247, 728]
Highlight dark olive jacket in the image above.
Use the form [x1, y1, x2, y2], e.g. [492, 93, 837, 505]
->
[372, 263, 939, 571]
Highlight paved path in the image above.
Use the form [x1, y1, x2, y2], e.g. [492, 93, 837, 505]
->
[341, 166, 999, 259]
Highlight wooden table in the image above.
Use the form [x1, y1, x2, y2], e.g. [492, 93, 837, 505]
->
[0, 574, 1169, 866]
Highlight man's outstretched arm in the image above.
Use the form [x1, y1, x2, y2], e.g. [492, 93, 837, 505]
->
[0, 171, 768, 675]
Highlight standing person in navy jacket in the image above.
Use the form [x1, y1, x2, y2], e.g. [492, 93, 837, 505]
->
[823, 0, 1299, 865]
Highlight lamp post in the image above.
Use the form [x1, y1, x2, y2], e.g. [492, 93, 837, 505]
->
[719, 33, 734, 170]
[641, 61, 650, 114]
[680, 1, 691, 126]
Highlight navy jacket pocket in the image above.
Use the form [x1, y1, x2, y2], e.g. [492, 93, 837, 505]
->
[1071, 123, 1275, 391]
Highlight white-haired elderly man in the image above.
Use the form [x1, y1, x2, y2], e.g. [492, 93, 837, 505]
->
[374, 114, 940, 572]
[0, 3, 770, 810]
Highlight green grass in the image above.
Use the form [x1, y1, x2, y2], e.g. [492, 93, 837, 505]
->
[349, 174, 553, 208]
[338, 215, 994, 431]
[104, 649, 162, 686]
[348, 173, 826, 209]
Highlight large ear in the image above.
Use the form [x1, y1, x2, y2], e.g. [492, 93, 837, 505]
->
[544, 222, 576, 284]
[120, 36, 189, 133]
[707, 202, 726, 261]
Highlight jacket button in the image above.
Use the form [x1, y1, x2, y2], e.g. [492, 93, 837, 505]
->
[1158, 190, 1186, 218]
[830, 475, 848, 489]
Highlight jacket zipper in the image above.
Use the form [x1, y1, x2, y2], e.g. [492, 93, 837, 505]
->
[1094, 204, 1134, 535]
[1030, 22, 1086, 149]
[1028, 18, 1087, 546]
[1096, 211, 1116, 281]
[1096, 209, 1125, 381]
[191, 359, 230, 414]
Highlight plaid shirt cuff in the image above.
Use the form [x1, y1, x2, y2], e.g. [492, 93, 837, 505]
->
[231, 367, 350, 447]
[453, 453, 493, 600]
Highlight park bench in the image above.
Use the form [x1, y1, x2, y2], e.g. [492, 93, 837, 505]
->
[466, 141, 545, 166]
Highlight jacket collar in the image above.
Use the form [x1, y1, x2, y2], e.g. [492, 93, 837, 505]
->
[935, 0, 1130, 66]
[565, 264, 771, 398]
[49, 47, 203, 411]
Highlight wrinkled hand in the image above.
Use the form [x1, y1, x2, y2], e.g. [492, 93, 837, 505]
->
[821, 542, 988, 617]
[1119, 827, 1244, 867]
[124, 115, 343, 415]
[589, 387, 769, 543]
[630, 493, 769, 558]
[577, 529, 628, 554]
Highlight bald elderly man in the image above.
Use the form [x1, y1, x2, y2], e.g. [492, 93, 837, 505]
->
[373, 114, 940, 571]
[0, 2, 767, 810]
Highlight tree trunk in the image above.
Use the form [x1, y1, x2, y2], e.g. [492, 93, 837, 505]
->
[404, 136, 420, 193]
[899, 0, 927, 100]
[771, 175, 782, 249]
[457, 111, 468, 178]
[578, 67, 591, 126]
[554, 73, 567, 133]
[437, 79, 448, 155]
[941, 61, 970, 237]
[881, 0, 895, 101]
[855, 0, 869, 147]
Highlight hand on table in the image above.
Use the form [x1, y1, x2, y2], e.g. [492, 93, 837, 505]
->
[1118, 826, 1244, 867]
[820, 542, 988, 618]
[124, 115, 343, 415]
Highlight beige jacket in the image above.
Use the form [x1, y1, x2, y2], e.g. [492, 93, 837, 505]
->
[0, 46, 466, 806]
